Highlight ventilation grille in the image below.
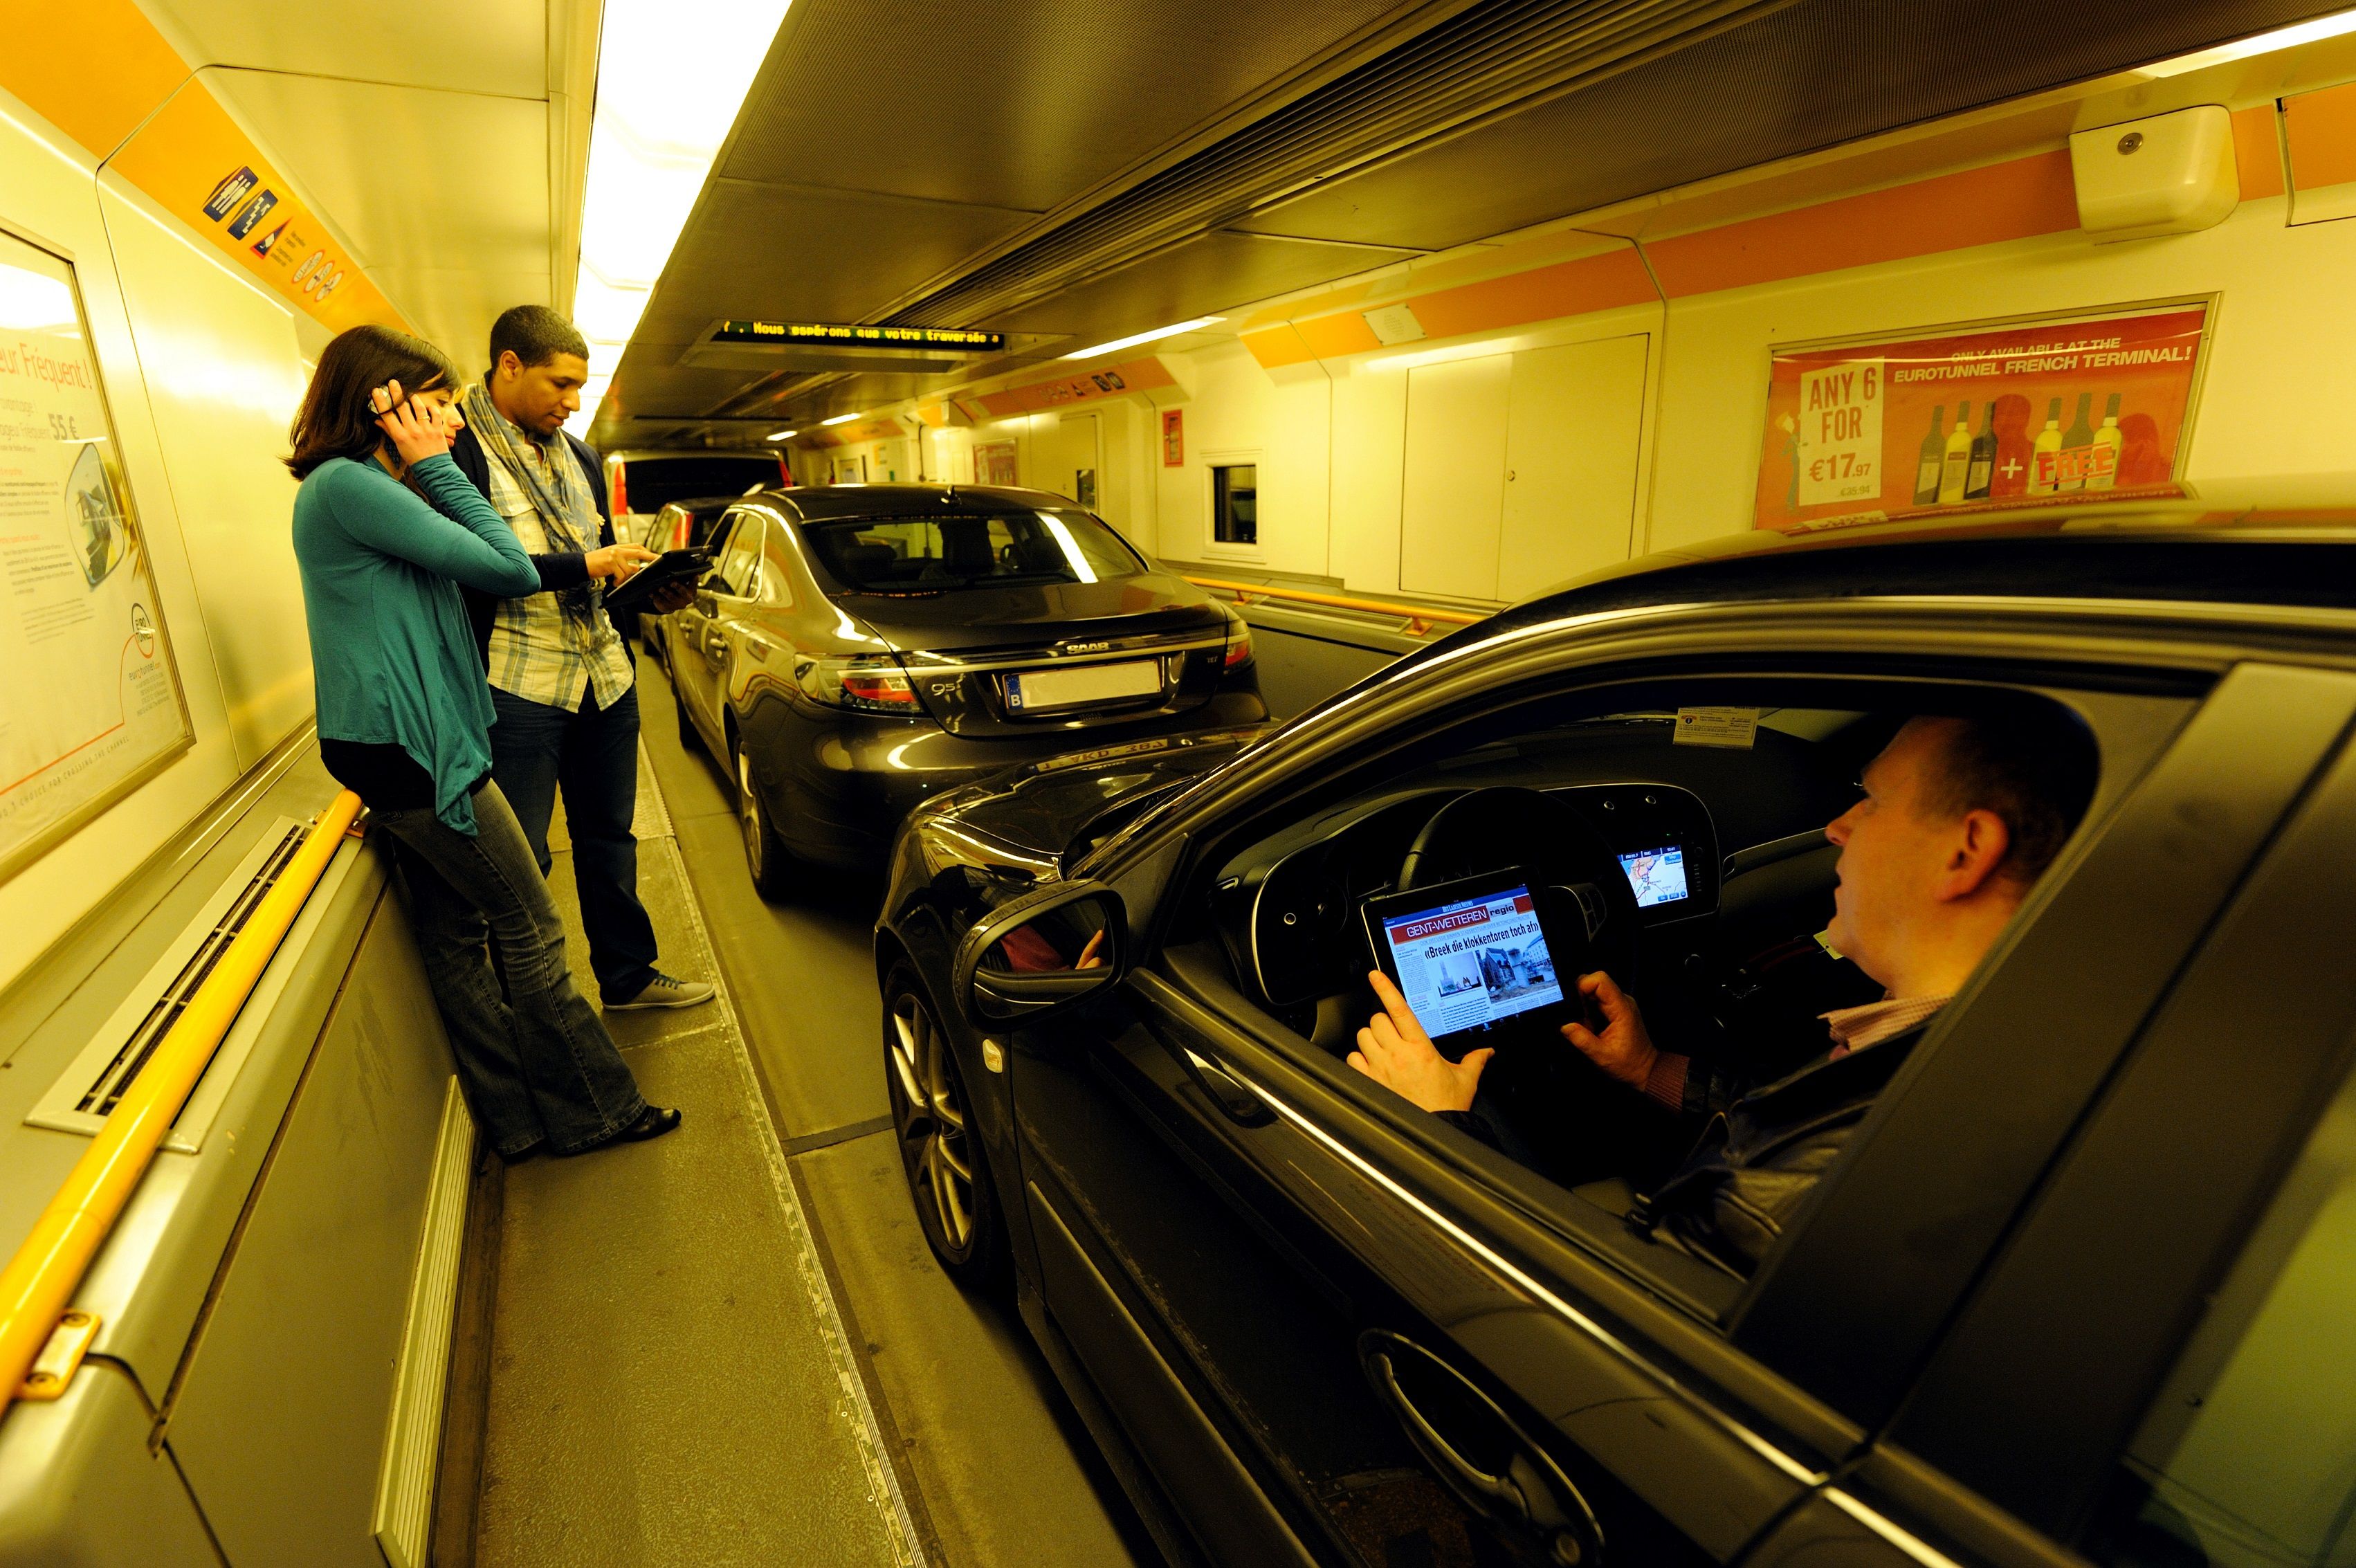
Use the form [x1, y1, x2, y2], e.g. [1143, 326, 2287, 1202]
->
[885, 0, 1765, 329]
[26, 818, 318, 1152]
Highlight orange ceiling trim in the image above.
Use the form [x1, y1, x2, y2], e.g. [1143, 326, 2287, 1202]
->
[0, 0, 187, 163]
[1409, 246, 1656, 339]
[1241, 325, 1317, 368]
[109, 86, 407, 335]
[1645, 149, 2079, 298]
[2235, 102, 2287, 199]
[0, 0, 406, 336]
[1290, 314, 1381, 360]
[2285, 82, 2356, 192]
[974, 356, 1175, 417]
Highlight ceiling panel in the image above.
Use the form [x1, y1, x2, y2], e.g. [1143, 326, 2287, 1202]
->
[986, 229, 1414, 338]
[630, 179, 1041, 350]
[720, 0, 1416, 212]
[1234, 0, 2355, 251]
[138, 0, 545, 98]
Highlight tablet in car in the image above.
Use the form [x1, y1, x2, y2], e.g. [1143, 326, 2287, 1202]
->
[1361, 868, 1576, 1045]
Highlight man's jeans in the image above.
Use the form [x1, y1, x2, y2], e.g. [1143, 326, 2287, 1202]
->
[488, 680, 660, 1003]
[374, 782, 648, 1156]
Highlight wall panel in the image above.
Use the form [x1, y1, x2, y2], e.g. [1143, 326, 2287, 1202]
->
[1399, 354, 1509, 600]
[1498, 334, 1647, 599]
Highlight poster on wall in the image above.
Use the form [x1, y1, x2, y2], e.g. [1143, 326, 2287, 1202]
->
[1753, 302, 2211, 533]
[0, 230, 192, 883]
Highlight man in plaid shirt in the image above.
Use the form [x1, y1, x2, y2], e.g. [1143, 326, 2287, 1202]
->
[451, 306, 713, 1012]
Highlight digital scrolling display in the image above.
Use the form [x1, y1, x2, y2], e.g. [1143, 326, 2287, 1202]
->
[1380, 885, 1562, 1040]
[712, 320, 1006, 354]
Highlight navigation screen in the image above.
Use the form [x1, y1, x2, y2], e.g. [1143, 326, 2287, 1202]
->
[1616, 846, 1689, 909]
[1378, 884, 1563, 1040]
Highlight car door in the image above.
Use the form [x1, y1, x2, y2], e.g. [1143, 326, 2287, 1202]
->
[1744, 677, 2356, 1568]
[668, 508, 734, 696]
[681, 512, 761, 744]
[1001, 646, 2355, 1568]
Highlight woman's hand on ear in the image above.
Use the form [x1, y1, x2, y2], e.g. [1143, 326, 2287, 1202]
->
[373, 380, 453, 468]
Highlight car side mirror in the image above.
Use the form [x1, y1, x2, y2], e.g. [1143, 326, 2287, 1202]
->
[953, 884, 1126, 1025]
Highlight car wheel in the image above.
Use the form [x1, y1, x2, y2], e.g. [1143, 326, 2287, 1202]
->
[673, 666, 702, 753]
[733, 735, 792, 902]
[884, 962, 1008, 1290]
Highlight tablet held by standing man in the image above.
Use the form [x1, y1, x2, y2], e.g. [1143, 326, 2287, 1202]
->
[452, 304, 713, 1012]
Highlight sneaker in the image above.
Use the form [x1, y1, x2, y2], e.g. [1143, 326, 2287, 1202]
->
[607, 972, 716, 1010]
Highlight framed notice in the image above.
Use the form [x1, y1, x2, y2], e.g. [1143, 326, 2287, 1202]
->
[0, 228, 192, 884]
[1754, 301, 2213, 532]
[1161, 408, 1184, 466]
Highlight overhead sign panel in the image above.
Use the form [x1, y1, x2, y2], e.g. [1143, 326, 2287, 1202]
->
[711, 322, 1005, 354]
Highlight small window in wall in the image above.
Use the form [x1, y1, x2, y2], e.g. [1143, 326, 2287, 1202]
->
[1213, 464, 1258, 547]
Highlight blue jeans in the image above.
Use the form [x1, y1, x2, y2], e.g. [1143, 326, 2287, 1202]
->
[374, 781, 648, 1156]
[488, 680, 661, 1003]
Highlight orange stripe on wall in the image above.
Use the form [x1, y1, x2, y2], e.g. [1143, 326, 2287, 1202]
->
[1646, 150, 2080, 298]
[1293, 314, 1381, 359]
[1241, 324, 1317, 369]
[1409, 246, 1656, 338]
[2285, 81, 2356, 192]
[0, 0, 186, 161]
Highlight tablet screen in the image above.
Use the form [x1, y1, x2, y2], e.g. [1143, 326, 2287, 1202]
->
[1376, 883, 1564, 1039]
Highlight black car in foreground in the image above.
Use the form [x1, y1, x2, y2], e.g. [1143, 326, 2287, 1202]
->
[874, 496, 2356, 1568]
[659, 484, 1263, 895]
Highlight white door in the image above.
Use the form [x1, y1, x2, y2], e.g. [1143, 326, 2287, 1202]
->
[1027, 412, 1100, 504]
[1399, 354, 1511, 601]
[1498, 335, 1648, 599]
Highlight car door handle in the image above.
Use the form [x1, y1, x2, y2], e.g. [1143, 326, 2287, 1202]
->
[1178, 1046, 1274, 1127]
[1361, 1330, 1605, 1567]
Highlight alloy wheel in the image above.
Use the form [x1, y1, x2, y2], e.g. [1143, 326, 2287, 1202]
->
[736, 745, 766, 880]
[888, 987, 976, 1254]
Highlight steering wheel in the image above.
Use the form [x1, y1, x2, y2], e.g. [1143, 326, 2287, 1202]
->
[1397, 786, 1638, 984]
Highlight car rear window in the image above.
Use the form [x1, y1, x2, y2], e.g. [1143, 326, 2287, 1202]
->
[802, 510, 1144, 594]
[622, 456, 781, 512]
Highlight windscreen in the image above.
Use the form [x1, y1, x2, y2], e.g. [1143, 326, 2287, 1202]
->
[623, 456, 781, 512]
[1378, 884, 1562, 1039]
[803, 510, 1144, 594]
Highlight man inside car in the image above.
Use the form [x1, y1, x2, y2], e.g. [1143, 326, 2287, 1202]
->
[1346, 712, 2092, 1275]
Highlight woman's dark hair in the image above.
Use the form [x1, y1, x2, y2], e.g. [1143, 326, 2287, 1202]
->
[285, 325, 461, 479]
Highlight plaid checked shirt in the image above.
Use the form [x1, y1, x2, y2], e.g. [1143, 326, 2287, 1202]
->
[481, 427, 634, 713]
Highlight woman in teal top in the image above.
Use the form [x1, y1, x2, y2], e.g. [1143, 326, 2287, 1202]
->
[290, 325, 679, 1158]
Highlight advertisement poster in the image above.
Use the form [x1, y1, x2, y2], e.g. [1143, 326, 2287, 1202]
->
[1754, 304, 2210, 532]
[0, 233, 192, 881]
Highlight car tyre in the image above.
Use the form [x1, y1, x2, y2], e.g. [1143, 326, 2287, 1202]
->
[884, 961, 1010, 1291]
[733, 734, 792, 902]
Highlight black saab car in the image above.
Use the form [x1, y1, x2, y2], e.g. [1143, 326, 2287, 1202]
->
[873, 499, 2356, 1568]
[660, 483, 1263, 896]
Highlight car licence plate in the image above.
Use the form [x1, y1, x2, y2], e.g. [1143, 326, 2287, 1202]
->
[1003, 659, 1162, 713]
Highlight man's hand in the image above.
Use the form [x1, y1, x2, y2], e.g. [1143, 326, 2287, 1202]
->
[585, 544, 658, 581]
[646, 580, 695, 614]
[1560, 971, 1657, 1087]
[1347, 970, 1491, 1114]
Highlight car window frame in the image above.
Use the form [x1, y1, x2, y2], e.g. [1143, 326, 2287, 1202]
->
[713, 513, 763, 599]
[1876, 692, 2356, 1546]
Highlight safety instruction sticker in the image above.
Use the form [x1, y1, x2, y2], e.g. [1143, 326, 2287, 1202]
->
[1673, 708, 1759, 749]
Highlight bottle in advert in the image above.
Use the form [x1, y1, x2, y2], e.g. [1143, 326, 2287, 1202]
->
[2089, 394, 2123, 490]
[1989, 394, 2033, 498]
[1964, 402, 1997, 500]
[1914, 405, 1946, 507]
[2029, 398, 2063, 495]
[1938, 399, 1973, 504]
[2059, 392, 2095, 491]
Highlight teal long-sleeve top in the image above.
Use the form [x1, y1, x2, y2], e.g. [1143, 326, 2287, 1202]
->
[293, 452, 538, 835]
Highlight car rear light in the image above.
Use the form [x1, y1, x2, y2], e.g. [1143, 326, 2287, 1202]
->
[801, 654, 922, 714]
[610, 462, 628, 516]
[1223, 621, 1254, 671]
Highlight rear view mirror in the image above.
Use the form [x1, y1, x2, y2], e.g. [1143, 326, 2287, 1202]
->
[955, 884, 1126, 1025]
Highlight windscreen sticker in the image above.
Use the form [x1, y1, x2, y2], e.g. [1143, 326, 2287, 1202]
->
[1673, 706, 1759, 749]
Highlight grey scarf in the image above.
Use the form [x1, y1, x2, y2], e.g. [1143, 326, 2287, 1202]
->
[462, 381, 603, 634]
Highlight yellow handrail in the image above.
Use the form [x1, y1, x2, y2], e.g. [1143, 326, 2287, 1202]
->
[1183, 575, 1486, 637]
[0, 788, 365, 1419]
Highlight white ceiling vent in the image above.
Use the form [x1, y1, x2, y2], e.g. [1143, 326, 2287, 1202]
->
[25, 819, 311, 1154]
[2071, 105, 2240, 241]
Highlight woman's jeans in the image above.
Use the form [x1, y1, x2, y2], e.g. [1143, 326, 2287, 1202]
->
[371, 781, 648, 1155]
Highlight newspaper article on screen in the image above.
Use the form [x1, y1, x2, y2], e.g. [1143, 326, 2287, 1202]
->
[1377, 882, 1564, 1039]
